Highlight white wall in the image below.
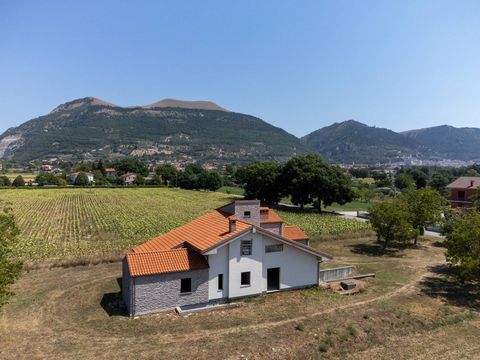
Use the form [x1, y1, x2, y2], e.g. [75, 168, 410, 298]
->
[262, 236, 319, 289]
[207, 230, 320, 300]
[228, 232, 264, 298]
[207, 245, 229, 300]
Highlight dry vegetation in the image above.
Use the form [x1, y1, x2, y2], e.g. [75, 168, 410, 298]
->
[1, 235, 478, 359]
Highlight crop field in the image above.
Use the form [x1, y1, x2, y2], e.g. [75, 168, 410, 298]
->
[277, 209, 372, 236]
[0, 188, 371, 261]
[1, 235, 478, 359]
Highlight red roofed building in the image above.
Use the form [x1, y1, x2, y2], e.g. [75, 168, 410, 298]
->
[446, 176, 480, 208]
[122, 200, 332, 316]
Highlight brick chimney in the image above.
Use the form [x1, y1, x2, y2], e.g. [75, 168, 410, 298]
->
[229, 219, 237, 232]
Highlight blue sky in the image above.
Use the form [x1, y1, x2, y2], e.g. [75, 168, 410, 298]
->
[0, 1, 479, 137]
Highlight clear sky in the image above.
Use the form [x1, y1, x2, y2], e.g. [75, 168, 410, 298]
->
[1, 1, 479, 137]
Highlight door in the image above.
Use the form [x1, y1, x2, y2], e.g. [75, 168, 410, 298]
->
[267, 267, 280, 291]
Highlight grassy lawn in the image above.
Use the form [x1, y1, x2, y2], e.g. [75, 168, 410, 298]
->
[217, 185, 245, 196]
[0, 187, 369, 262]
[1, 235, 478, 359]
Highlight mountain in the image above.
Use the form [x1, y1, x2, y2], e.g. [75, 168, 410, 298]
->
[403, 125, 480, 161]
[0, 97, 312, 164]
[302, 120, 428, 164]
[143, 98, 228, 111]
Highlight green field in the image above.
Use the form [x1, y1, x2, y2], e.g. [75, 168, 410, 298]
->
[0, 188, 371, 262]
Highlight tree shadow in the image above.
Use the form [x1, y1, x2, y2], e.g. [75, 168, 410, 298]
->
[100, 278, 128, 317]
[349, 241, 414, 257]
[418, 264, 480, 310]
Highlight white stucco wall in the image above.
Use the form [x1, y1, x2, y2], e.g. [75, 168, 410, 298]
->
[207, 245, 229, 300]
[207, 230, 320, 301]
[262, 236, 319, 289]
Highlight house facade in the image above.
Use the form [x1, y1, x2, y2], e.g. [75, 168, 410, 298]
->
[446, 176, 480, 208]
[122, 200, 331, 316]
[68, 172, 94, 184]
[122, 172, 137, 185]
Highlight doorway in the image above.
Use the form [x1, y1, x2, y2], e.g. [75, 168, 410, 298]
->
[267, 267, 280, 291]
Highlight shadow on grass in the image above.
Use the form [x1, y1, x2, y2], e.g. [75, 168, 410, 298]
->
[349, 241, 415, 257]
[419, 264, 480, 310]
[100, 278, 128, 317]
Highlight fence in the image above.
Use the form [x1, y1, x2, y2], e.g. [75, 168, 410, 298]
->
[318, 266, 354, 283]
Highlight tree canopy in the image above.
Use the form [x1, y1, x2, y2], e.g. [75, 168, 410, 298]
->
[445, 210, 480, 282]
[369, 199, 416, 248]
[236, 161, 282, 204]
[0, 203, 22, 306]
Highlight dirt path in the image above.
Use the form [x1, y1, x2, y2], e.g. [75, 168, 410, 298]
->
[159, 261, 445, 343]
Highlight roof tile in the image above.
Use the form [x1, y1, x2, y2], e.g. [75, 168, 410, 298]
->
[127, 248, 208, 277]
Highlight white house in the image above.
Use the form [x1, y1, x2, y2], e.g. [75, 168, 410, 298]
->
[68, 172, 94, 184]
[122, 200, 331, 316]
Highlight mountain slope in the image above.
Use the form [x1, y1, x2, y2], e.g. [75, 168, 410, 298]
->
[143, 98, 228, 111]
[0, 97, 312, 164]
[302, 120, 427, 164]
[403, 125, 480, 161]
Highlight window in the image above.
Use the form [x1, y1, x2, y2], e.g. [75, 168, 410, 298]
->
[241, 240, 252, 256]
[241, 272, 251, 286]
[243, 211, 251, 218]
[218, 274, 224, 290]
[180, 278, 192, 293]
[265, 244, 283, 253]
[458, 191, 465, 199]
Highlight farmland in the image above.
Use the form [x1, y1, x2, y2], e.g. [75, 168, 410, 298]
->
[1, 235, 478, 359]
[0, 188, 372, 261]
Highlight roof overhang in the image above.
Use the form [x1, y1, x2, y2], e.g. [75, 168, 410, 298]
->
[202, 225, 332, 261]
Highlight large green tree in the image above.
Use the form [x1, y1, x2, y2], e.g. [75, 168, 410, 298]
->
[198, 171, 223, 191]
[156, 164, 178, 186]
[445, 210, 480, 282]
[369, 199, 416, 249]
[400, 188, 447, 245]
[237, 161, 282, 204]
[312, 165, 354, 211]
[281, 154, 353, 211]
[12, 175, 25, 187]
[281, 154, 327, 210]
[0, 203, 22, 306]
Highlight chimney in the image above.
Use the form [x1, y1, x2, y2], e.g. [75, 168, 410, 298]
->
[471, 180, 475, 187]
[229, 219, 237, 232]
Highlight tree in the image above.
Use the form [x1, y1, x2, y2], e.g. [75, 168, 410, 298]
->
[74, 172, 89, 186]
[237, 162, 282, 204]
[111, 158, 148, 176]
[369, 199, 416, 249]
[400, 188, 447, 245]
[0, 203, 22, 306]
[281, 154, 327, 210]
[92, 170, 106, 185]
[12, 175, 25, 187]
[394, 173, 415, 191]
[149, 174, 163, 185]
[156, 164, 178, 186]
[406, 168, 428, 189]
[429, 172, 450, 193]
[445, 210, 480, 282]
[312, 165, 354, 211]
[0, 176, 11, 187]
[198, 171, 223, 191]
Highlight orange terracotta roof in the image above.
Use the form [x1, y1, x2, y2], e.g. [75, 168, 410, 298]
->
[260, 208, 283, 223]
[132, 210, 252, 253]
[126, 248, 209, 277]
[283, 225, 309, 241]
